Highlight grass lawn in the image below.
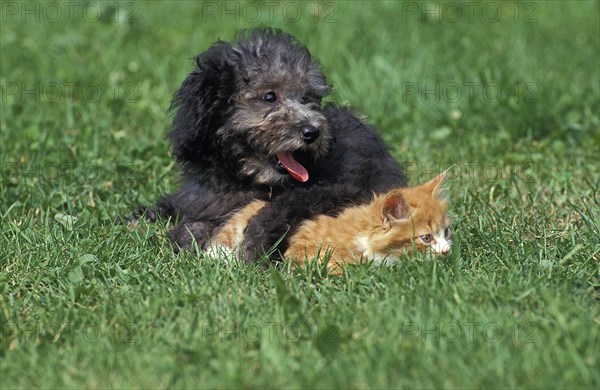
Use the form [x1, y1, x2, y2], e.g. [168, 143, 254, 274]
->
[1, 1, 599, 388]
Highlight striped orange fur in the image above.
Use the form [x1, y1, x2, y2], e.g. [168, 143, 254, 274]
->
[210, 171, 451, 273]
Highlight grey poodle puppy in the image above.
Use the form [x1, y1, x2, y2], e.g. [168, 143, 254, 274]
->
[130, 28, 406, 263]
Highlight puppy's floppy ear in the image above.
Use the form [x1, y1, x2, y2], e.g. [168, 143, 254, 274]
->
[169, 42, 239, 162]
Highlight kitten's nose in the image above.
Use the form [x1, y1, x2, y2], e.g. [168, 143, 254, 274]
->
[302, 125, 320, 144]
[441, 247, 450, 256]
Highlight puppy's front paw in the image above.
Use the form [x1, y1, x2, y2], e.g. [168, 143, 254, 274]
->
[169, 221, 212, 253]
[242, 220, 290, 266]
[241, 226, 267, 264]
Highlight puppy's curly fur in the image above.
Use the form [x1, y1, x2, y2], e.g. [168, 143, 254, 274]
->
[134, 28, 406, 262]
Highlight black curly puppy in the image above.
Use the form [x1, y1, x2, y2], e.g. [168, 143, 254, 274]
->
[133, 28, 406, 262]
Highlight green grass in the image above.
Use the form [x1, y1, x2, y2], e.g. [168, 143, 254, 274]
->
[1, 0, 599, 388]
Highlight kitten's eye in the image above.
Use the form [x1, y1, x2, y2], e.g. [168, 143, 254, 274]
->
[263, 91, 277, 102]
[444, 227, 452, 239]
[420, 234, 432, 244]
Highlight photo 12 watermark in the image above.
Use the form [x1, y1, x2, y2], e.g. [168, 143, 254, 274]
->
[2, 161, 140, 187]
[199, 1, 339, 23]
[404, 162, 539, 185]
[401, 321, 539, 344]
[402, 81, 539, 104]
[2, 321, 141, 345]
[1, 81, 139, 104]
[1, 1, 139, 24]
[400, 1, 539, 24]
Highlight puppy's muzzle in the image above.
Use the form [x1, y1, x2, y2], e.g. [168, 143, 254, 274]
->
[302, 125, 320, 144]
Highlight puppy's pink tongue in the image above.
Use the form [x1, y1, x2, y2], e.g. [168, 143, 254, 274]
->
[276, 152, 309, 182]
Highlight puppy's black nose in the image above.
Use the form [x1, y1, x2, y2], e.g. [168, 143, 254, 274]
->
[302, 125, 320, 144]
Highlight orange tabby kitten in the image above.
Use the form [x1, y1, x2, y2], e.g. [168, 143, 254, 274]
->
[209, 171, 451, 272]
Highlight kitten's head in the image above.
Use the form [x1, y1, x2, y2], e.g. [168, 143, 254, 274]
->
[369, 171, 452, 259]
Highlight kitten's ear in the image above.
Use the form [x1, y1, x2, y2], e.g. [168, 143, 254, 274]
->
[381, 192, 410, 228]
[423, 168, 451, 199]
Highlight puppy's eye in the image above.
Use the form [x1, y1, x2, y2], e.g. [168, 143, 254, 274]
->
[420, 234, 432, 244]
[444, 227, 452, 239]
[263, 92, 277, 103]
